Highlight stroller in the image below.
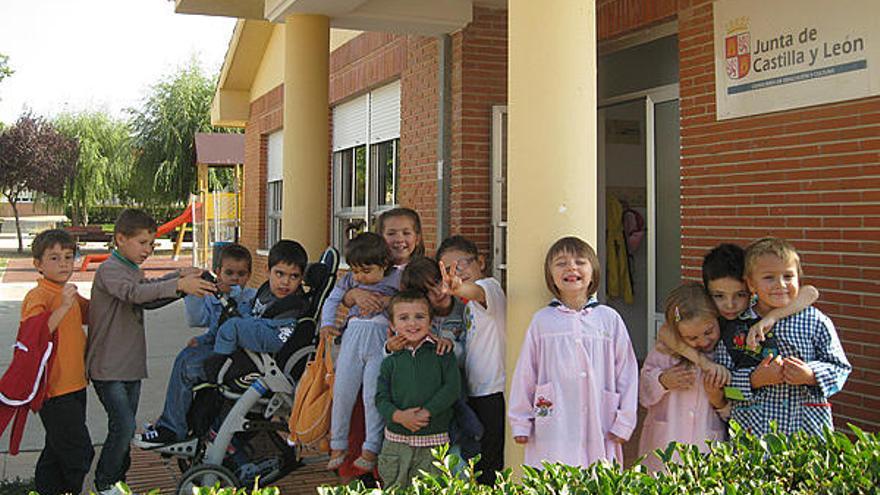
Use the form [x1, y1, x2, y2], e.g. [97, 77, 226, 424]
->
[150, 247, 339, 494]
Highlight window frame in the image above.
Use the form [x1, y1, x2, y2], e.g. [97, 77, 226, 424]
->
[331, 81, 401, 254]
[265, 130, 284, 250]
[266, 179, 283, 250]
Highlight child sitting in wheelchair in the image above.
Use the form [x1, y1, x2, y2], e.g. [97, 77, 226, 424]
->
[137, 243, 258, 447]
[137, 240, 340, 494]
[135, 240, 307, 442]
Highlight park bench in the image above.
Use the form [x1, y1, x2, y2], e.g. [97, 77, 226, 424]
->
[64, 225, 112, 243]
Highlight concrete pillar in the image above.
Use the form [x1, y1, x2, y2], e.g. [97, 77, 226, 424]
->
[282, 15, 330, 259]
[505, 0, 597, 469]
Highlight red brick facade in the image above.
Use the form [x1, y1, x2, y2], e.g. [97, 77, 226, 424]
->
[450, 7, 508, 256]
[674, 0, 880, 432]
[591, 0, 879, 433]
[242, 85, 283, 283]
[239, 1, 879, 430]
[399, 36, 440, 253]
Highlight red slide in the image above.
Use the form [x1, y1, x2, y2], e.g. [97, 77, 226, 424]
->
[79, 204, 196, 271]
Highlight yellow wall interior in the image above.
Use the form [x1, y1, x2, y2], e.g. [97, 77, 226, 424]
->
[251, 24, 285, 101]
[250, 26, 362, 103]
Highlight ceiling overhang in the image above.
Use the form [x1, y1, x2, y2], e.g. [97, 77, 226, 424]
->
[177, 0, 473, 35]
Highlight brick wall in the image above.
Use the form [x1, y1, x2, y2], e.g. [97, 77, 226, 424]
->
[242, 85, 284, 285]
[676, 0, 880, 431]
[244, 32, 407, 286]
[449, 6, 508, 258]
[399, 36, 441, 254]
[597, 0, 678, 40]
[329, 32, 405, 104]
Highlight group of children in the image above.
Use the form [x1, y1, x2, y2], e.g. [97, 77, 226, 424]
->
[23, 209, 319, 495]
[17, 202, 852, 493]
[315, 209, 508, 488]
[22, 210, 216, 495]
[510, 235, 849, 473]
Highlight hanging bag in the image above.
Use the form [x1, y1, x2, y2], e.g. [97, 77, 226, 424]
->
[287, 335, 334, 451]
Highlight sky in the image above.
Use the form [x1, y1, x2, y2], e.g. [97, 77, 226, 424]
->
[0, 0, 236, 124]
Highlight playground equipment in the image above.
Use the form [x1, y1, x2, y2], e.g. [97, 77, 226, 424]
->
[77, 133, 243, 272]
[191, 133, 244, 269]
[78, 207, 195, 271]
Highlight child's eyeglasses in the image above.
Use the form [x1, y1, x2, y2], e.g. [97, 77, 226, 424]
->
[447, 256, 476, 275]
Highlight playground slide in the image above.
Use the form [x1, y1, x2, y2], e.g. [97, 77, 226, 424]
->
[79, 204, 196, 271]
[156, 206, 194, 237]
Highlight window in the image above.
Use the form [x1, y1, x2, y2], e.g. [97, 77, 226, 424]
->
[491, 106, 508, 289]
[266, 131, 283, 249]
[332, 80, 401, 252]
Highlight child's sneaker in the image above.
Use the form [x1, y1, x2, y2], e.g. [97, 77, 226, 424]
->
[134, 425, 178, 449]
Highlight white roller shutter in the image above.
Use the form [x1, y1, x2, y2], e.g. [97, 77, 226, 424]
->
[267, 131, 283, 182]
[332, 94, 368, 151]
[369, 80, 401, 144]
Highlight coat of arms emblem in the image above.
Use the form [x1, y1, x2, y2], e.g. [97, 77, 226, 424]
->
[724, 18, 751, 80]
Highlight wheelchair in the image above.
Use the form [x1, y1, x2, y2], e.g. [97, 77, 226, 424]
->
[148, 247, 339, 494]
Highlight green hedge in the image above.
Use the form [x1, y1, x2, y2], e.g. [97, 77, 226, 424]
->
[319, 422, 878, 495]
[64, 205, 187, 227]
[22, 423, 880, 494]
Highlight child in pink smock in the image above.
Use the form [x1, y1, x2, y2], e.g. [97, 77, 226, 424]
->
[508, 237, 638, 468]
[638, 282, 728, 472]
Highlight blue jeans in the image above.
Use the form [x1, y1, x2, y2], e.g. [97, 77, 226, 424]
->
[330, 318, 387, 454]
[155, 343, 214, 440]
[93, 380, 141, 491]
[214, 316, 294, 355]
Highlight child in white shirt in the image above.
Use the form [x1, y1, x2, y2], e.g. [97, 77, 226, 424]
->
[437, 235, 506, 485]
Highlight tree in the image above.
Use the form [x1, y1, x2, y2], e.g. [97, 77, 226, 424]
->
[128, 59, 218, 205]
[53, 111, 134, 225]
[0, 113, 79, 251]
[0, 53, 12, 130]
[0, 52, 12, 88]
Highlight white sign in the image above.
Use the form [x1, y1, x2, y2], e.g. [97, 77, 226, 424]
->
[713, 0, 880, 120]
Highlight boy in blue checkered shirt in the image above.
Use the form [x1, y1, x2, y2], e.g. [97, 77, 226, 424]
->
[716, 237, 851, 436]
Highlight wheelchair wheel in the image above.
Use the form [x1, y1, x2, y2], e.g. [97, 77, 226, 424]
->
[283, 344, 315, 385]
[176, 464, 240, 495]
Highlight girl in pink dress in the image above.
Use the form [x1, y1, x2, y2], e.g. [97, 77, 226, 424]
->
[637, 282, 728, 472]
[508, 237, 638, 468]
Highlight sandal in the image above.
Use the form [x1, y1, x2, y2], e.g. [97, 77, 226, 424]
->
[352, 455, 377, 472]
[326, 453, 346, 471]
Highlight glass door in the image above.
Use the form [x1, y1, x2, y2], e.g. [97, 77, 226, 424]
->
[648, 95, 682, 352]
[598, 85, 679, 359]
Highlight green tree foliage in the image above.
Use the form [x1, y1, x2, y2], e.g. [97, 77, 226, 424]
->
[53, 111, 134, 225]
[0, 53, 13, 129]
[0, 113, 78, 251]
[128, 59, 218, 205]
[0, 52, 12, 88]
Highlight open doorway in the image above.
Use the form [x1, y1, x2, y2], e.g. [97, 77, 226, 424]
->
[597, 88, 680, 360]
[490, 31, 681, 359]
[596, 31, 681, 360]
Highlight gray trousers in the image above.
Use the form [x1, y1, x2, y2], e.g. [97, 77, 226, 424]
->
[330, 318, 387, 454]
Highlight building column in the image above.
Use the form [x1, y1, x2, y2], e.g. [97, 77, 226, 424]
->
[282, 15, 330, 259]
[505, 0, 597, 469]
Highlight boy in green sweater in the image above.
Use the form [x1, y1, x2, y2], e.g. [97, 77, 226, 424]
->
[375, 289, 460, 488]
